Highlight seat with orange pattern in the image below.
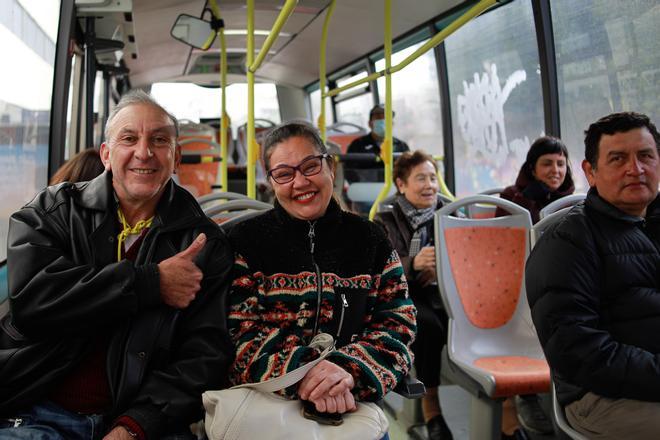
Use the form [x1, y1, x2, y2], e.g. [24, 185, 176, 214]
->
[434, 195, 549, 440]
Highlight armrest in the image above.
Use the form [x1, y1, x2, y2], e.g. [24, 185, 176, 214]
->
[393, 375, 426, 399]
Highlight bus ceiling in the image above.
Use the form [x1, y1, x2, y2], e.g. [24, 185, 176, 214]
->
[74, 0, 488, 90]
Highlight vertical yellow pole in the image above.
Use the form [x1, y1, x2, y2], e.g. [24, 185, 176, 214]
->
[246, 0, 256, 199]
[369, 0, 393, 220]
[318, 0, 336, 143]
[220, 30, 229, 193]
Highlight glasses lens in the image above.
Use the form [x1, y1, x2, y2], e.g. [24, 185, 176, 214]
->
[300, 156, 323, 176]
[270, 167, 295, 183]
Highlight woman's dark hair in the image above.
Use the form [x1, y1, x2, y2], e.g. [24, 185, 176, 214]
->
[262, 121, 331, 171]
[522, 136, 574, 192]
[393, 150, 438, 190]
[50, 148, 105, 185]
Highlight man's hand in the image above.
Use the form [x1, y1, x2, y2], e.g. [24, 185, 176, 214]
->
[413, 246, 435, 272]
[103, 426, 134, 440]
[298, 360, 355, 402]
[158, 233, 206, 309]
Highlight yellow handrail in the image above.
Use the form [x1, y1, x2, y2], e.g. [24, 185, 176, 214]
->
[248, 0, 299, 73]
[318, 0, 336, 142]
[368, 0, 392, 220]
[432, 154, 455, 200]
[324, 0, 497, 99]
[246, 0, 256, 198]
[246, 0, 299, 198]
[209, 0, 228, 193]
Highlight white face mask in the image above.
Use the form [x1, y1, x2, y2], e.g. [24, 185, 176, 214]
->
[373, 119, 385, 137]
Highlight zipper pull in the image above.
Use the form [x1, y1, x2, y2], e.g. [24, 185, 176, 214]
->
[308, 221, 316, 254]
[11, 418, 23, 427]
[341, 293, 348, 308]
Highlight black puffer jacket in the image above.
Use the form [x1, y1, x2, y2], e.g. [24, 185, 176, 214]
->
[1, 172, 234, 438]
[526, 188, 660, 406]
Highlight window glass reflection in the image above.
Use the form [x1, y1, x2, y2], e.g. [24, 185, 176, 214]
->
[375, 40, 444, 157]
[552, 0, 660, 192]
[446, 0, 544, 197]
[0, 0, 59, 261]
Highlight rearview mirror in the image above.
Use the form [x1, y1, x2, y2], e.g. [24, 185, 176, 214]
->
[171, 14, 216, 50]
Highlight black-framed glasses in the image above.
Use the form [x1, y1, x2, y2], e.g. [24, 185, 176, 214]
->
[267, 154, 329, 184]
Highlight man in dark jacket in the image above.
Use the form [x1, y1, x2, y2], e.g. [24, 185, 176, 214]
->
[344, 104, 410, 183]
[0, 90, 233, 439]
[526, 112, 660, 439]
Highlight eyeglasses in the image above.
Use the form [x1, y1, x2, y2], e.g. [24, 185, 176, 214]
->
[267, 154, 329, 184]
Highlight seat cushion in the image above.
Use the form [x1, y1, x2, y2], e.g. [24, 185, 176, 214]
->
[474, 356, 550, 397]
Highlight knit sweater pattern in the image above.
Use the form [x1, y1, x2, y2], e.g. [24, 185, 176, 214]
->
[227, 199, 417, 401]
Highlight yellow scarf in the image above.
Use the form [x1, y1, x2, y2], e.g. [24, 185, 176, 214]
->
[117, 209, 153, 261]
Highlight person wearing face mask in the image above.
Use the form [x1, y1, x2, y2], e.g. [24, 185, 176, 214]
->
[226, 121, 416, 434]
[496, 136, 575, 224]
[344, 104, 410, 184]
[374, 151, 453, 440]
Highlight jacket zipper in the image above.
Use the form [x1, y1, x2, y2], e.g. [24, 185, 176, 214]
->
[307, 221, 348, 340]
[308, 221, 322, 336]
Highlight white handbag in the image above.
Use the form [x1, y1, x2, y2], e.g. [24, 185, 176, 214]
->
[202, 334, 388, 440]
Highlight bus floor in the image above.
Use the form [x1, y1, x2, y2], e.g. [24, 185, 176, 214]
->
[385, 384, 559, 440]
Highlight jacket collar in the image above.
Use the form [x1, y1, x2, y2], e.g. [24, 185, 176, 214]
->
[273, 197, 342, 237]
[513, 167, 575, 200]
[78, 171, 205, 232]
[586, 187, 660, 224]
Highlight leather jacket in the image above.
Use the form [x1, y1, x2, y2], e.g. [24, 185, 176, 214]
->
[1, 172, 234, 438]
[526, 189, 660, 405]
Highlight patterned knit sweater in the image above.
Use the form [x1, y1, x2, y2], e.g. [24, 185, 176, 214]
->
[227, 199, 417, 401]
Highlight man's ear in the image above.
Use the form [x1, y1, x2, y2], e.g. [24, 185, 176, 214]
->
[582, 159, 596, 187]
[173, 143, 182, 173]
[100, 142, 112, 171]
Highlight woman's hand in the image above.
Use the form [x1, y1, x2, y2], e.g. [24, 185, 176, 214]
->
[413, 246, 435, 272]
[307, 388, 357, 414]
[298, 360, 355, 401]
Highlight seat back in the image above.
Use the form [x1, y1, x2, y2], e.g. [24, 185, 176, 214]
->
[466, 188, 505, 219]
[204, 199, 272, 232]
[539, 194, 586, 219]
[552, 381, 589, 440]
[531, 206, 572, 248]
[435, 196, 544, 385]
[326, 121, 367, 154]
[177, 135, 222, 198]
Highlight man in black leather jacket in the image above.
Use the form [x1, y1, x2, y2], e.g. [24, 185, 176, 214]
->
[0, 90, 233, 439]
[526, 112, 660, 439]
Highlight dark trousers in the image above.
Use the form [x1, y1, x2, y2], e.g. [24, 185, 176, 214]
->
[410, 289, 448, 389]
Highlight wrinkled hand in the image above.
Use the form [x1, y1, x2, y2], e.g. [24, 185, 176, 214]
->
[298, 360, 355, 402]
[307, 388, 357, 414]
[413, 246, 435, 272]
[158, 233, 206, 309]
[102, 426, 134, 440]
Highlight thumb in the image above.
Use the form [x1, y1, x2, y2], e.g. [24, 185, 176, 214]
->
[179, 233, 206, 259]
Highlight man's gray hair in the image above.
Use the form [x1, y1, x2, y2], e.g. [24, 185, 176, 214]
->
[104, 89, 179, 141]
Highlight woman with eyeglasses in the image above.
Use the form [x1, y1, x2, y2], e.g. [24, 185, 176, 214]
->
[226, 121, 416, 425]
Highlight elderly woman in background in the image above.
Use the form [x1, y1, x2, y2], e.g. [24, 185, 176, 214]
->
[374, 150, 452, 440]
[496, 136, 575, 223]
[226, 122, 416, 422]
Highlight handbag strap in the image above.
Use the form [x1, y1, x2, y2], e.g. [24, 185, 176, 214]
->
[232, 333, 335, 393]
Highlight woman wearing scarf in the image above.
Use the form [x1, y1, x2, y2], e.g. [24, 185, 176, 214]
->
[374, 150, 452, 440]
[496, 136, 575, 224]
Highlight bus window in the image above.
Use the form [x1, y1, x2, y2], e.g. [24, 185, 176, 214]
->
[309, 88, 334, 126]
[552, 0, 660, 193]
[335, 93, 372, 128]
[151, 82, 281, 134]
[375, 40, 444, 157]
[0, 0, 60, 261]
[446, 0, 544, 197]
